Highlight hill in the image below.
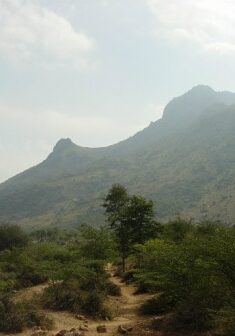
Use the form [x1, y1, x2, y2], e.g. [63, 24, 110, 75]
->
[1, 85, 235, 229]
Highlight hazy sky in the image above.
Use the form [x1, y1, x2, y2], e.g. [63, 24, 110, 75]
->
[1, 0, 235, 182]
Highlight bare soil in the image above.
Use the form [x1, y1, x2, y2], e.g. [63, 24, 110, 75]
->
[1, 266, 156, 336]
[0, 267, 214, 336]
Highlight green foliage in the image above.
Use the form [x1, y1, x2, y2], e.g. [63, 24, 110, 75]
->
[162, 217, 194, 242]
[0, 224, 28, 251]
[122, 269, 135, 284]
[18, 225, 116, 318]
[0, 189, 234, 336]
[2, 88, 235, 229]
[140, 295, 173, 315]
[0, 223, 116, 326]
[77, 224, 117, 261]
[120, 195, 161, 245]
[30, 227, 75, 243]
[103, 184, 129, 226]
[42, 265, 111, 318]
[215, 310, 235, 336]
[80, 289, 109, 318]
[24, 310, 53, 330]
[103, 185, 160, 271]
[0, 294, 53, 333]
[0, 295, 24, 332]
[134, 222, 235, 332]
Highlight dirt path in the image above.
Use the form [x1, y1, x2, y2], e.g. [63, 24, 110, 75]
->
[85, 269, 154, 335]
[1, 267, 154, 336]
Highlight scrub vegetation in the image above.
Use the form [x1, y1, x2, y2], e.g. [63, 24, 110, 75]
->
[0, 185, 234, 335]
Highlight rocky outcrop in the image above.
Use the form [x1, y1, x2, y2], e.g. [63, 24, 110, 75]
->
[96, 325, 107, 333]
[118, 325, 133, 334]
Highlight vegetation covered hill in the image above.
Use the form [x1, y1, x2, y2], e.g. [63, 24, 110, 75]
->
[1, 85, 235, 228]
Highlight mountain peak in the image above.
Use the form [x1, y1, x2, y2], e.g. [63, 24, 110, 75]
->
[161, 85, 219, 127]
[53, 138, 77, 153]
[189, 84, 214, 93]
[184, 85, 216, 99]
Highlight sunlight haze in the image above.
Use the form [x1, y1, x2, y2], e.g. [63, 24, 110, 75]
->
[1, 0, 235, 182]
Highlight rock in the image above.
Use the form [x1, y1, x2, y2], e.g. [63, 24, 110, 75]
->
[69, 328, 84, 336]
[30, 326, 48, 336]
[118, 325, 128, 334]
[118, 324, 134, 334]
[96, 325, 107, 333]
[61, 331, 80, 336]
[32, 326, 42, 332]
[55, 330, 68, 336]
[71, 332, 83, 336]
[31, 331, 47, 336]
[75, 315, 85, 321]
[79, 325, 89, 332]
[126, 326, 133, 332]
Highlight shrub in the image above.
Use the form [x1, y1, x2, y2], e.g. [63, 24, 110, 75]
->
[106, 281, 121, 296]
[0, 224, 28, 252]
[0, 295, 24, 332]
[17, 268, 48, 287]
[24, 310, 53, 329]
[122, 270, 135, 284]
[133, 223, 235, 332]
[42, 280, 81, 311]
[214, 310, 235, 336]
[80, 289, 106, 317]
[42, 278, 112, 318]
[166, 307, 213, 332]
[162, 218, 194, 242]
[0, 295, 53, 333]
[140, 294, 175, 315]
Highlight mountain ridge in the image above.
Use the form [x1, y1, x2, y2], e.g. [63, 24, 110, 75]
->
[1, 85, 235, 229]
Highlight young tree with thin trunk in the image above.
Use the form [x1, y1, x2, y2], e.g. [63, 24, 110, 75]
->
[103, 184, 160, 271]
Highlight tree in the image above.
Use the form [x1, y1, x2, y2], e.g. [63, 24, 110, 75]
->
[77, 224, 117, 261]
[103, 184, 131, 271]
[103, 185, 160, 271]
[103, 184, 128, 226]
[0, 224, 28, 251]
[124, 195, 160, 245]
[163, 217, 193, 242]
[134, 223, 235, 332]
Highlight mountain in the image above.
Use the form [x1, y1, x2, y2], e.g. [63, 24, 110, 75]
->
[1, 85, 235, 229]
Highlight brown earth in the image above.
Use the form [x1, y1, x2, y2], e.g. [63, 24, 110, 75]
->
[0, 267, 214, 336]
[0, 266, 157, 336]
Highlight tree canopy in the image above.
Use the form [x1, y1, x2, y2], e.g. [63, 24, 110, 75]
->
[0, 224, 28, 251]
[103, 185, 160, 270]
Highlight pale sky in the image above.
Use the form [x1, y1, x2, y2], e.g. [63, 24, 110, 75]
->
[1, 0, 235, 182]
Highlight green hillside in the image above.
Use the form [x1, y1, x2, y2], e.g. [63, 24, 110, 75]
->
[1, 85, 235, 229]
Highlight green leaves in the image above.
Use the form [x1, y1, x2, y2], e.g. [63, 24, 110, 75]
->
[0, 224, 28, 251]
[103, 185, 161, 270]
[134, 223, 235, 332]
